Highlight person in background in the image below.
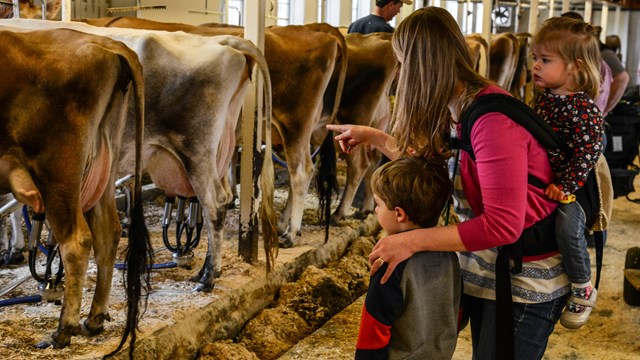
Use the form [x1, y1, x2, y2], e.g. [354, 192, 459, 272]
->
[347, 0, 412, 34]
[561, 11, 630, 118]
[532, 16, 603, 329]
[355, 156, 459, 359]
[329, 7, 568, 360]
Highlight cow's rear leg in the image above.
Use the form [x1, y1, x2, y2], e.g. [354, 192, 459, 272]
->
[354, 157, 378, 218]
[36, 215, 92, 349]
[331, 146, 369, 224]
[82, 196, 121, 335]
[277, 150, 313, 248]
[192, 207, 225, 292]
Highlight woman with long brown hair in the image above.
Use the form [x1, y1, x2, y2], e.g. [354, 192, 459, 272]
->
[327, 7, 568, 359]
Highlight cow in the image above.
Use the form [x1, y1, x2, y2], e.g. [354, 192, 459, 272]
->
[465, 33, 490, 77]
[489, 32, 520, 91]
[82, 17, 348, 248]
[468, 32, 531, 102]
[0, 18, 278, 294]
[0, 0, 62, 266]
[0, 25, 149, 355]
[509, 32, 532, 102]
[327, 32, 398, 224]
[0, 0, 61, 19]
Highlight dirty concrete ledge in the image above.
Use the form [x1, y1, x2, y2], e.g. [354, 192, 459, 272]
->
[112, 214, 380, 360]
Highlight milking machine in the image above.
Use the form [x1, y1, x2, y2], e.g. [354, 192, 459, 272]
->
[161, 196, 203, 268]
[114, 174, 179, 270]
[26, 212, 64, 304]
[115, 174, 134, 237]
[1, 173, 199, 307]
[0, 201, 64, 308]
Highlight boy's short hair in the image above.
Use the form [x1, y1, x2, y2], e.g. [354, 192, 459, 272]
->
[560, 11, 584, 21]
[370, 156, 453, 228]
[376, 0, 412, 7]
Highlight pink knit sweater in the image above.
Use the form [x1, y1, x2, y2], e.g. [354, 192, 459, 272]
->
[456, 86, 557, 251]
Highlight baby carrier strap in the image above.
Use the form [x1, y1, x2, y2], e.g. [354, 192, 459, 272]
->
[455, 93, 605, 360]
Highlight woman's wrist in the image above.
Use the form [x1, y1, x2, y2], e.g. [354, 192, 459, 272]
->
[371, 130, 400, 160]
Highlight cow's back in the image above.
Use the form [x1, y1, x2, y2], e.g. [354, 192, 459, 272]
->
[489, 32, 519, 90]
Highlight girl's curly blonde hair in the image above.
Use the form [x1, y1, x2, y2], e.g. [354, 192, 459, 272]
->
[533, 16, 602, 99]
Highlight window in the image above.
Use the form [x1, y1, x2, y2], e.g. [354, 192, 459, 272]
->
[229, 0, 243, 25]
[277, 0, 290, 25]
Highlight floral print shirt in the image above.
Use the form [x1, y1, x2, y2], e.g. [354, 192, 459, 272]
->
[535, 91, 603, 195]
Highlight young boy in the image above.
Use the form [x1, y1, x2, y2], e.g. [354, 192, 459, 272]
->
[355, 156, 461, 360]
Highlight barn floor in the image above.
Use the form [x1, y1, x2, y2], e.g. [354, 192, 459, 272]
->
[0, 161, 380, 359]
[281, 175, 640, 360]
[2, 161, 640, 359]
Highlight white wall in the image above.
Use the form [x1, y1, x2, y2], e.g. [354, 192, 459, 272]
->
[136, 0, 225, 25]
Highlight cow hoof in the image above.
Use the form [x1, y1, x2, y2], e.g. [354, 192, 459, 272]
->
[0, 250, 7, 267]
[4, 248, 25, 265]
[81, 321, 104, 336]
[226, 196, 237, 209]
[195, 282, 214, 293]
[278, 236, 294, 249]
[82, 313, 111, 336]
[352, 210, 372, 220]
[34, 339, 54, 349]
[35, 333, 71, 349]
[330, 215, 343, 226]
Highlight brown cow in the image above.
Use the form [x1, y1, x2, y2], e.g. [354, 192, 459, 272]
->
[465, 33, 490, 77]
[0, 0, 63, 265]
[0, 25, 149, 354]
[0, 0, 61, 19]
[328, 32, 398, 223]
[510, 32, 533, 102]
[82, 17, 348, 248]
[489, 32, 519, 91]
[2, 18, 278, 296]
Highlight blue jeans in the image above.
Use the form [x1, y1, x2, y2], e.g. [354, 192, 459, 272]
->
[556, 201, 591, 284]
[466, 294, 568, 360]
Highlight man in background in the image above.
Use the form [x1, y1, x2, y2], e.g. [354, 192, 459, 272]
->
[348, 0, 412, 34]
[561, 11, 630, 117]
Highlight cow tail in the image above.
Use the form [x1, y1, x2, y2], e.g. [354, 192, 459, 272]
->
[249, 41, 279, 272]
[104, 49, 153, 359]
[316, 132, 338, 243]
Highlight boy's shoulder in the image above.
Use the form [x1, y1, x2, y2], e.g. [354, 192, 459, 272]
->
[408, 251, 460, 268]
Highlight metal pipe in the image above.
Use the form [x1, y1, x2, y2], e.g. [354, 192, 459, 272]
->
[0, 198, 19, 217]
[115, 174, 134, 187]
[11, 0, 19, 18]
[188, 198, 200, 229]
[27, 214, 45, 250]
[39, 0, 46, 20]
